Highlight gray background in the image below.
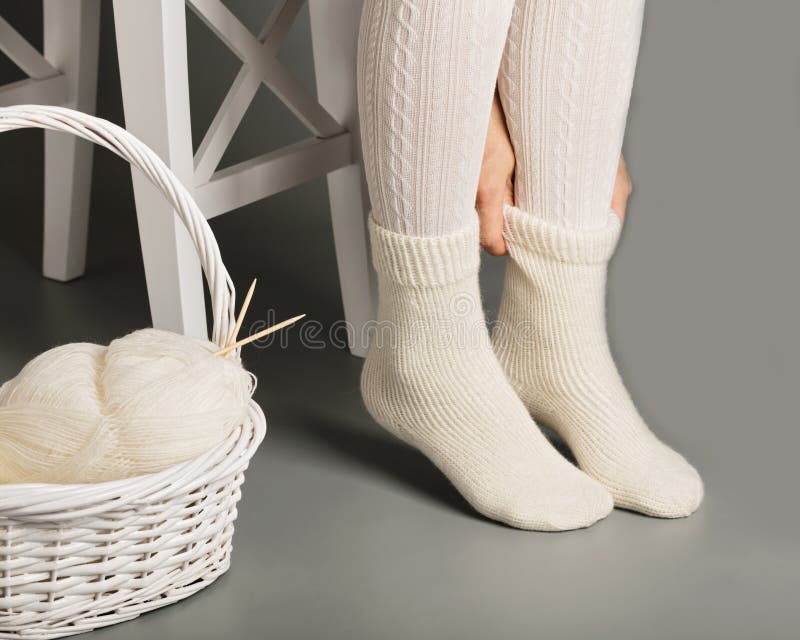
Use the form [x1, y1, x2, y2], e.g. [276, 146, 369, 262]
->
[1, 1, 799, 638]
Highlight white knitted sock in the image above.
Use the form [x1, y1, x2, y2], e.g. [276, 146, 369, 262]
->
[493, 206, 703, 517]
[361, 219, 613, 530]
[498, 0, 645, 229]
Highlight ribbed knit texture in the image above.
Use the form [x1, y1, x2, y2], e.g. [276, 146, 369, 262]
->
[362, 219, 613, 530]
[357, 0, 515, 236]
[494, 206, 703, 517]
[498, 0, 645, 229]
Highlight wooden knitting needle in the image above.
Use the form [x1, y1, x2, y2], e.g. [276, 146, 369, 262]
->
[214, 314, 306, 357]
[227, 278, 257, 348]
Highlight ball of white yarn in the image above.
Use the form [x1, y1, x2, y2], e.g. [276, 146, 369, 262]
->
[0, 329, 255, 484]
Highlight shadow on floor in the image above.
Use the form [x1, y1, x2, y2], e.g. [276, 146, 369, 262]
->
[285, 404, 589, 527]
[289, 409, 476, 520]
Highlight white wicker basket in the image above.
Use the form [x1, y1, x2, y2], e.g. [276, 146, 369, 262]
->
[0, 106, 267, 639]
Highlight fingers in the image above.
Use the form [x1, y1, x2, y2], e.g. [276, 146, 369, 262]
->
[476, 183, 508, 256]
[477, 89, 514, 256]
[611, 155, 633, 223]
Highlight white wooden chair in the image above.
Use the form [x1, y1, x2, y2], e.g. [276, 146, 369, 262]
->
[112, 0, 375, 356]
[0, 0, 101, 282]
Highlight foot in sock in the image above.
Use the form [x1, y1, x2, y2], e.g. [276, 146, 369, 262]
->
[493, 206, 703, 518]
[361, 219, 613, 531]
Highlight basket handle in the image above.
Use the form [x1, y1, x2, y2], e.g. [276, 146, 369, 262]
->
[0, 105, 237, 350]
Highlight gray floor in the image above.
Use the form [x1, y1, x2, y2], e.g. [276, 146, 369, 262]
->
[2, 1, 799, 638]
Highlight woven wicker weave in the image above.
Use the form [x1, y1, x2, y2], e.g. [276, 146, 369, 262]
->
[0, 106, 267, 639]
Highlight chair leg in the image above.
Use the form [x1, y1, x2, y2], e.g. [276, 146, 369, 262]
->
[112, 0, 207, 339]
[41, 0, 100, 281]
[308, 0, 376, 358]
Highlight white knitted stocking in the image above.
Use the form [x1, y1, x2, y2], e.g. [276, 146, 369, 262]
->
[361, 220, 613, 530]
[357, 0, 514, 236]
[493, 207, 703, 517]
[499, 0, 645, 229]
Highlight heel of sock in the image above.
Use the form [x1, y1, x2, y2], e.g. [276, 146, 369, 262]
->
[360, 344, 413, 446]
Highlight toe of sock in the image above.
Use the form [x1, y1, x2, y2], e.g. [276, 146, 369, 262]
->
[611, 454, 704, 518]
[541, 478, 614, 531]
[500, 471, 614, 532]
[646, 466, 704, 518]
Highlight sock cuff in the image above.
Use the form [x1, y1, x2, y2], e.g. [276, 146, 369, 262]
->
[368, 217, 480, 287]
[503, 205, 622, 264]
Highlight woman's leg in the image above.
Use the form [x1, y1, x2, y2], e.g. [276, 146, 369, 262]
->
[495, 0, 703, 517]
[359, 0, 508, 237]
[357, 0, 612, 530]
[499, 0, 642, 229]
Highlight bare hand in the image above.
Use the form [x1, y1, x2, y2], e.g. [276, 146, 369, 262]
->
[476, 91, 515, 256]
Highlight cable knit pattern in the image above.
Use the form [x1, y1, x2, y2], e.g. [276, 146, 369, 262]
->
[498, 0, 646, 229]
[357, 0, 515, 236]
[493, 207, 704, 518]
[362, 219, 613, 530]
